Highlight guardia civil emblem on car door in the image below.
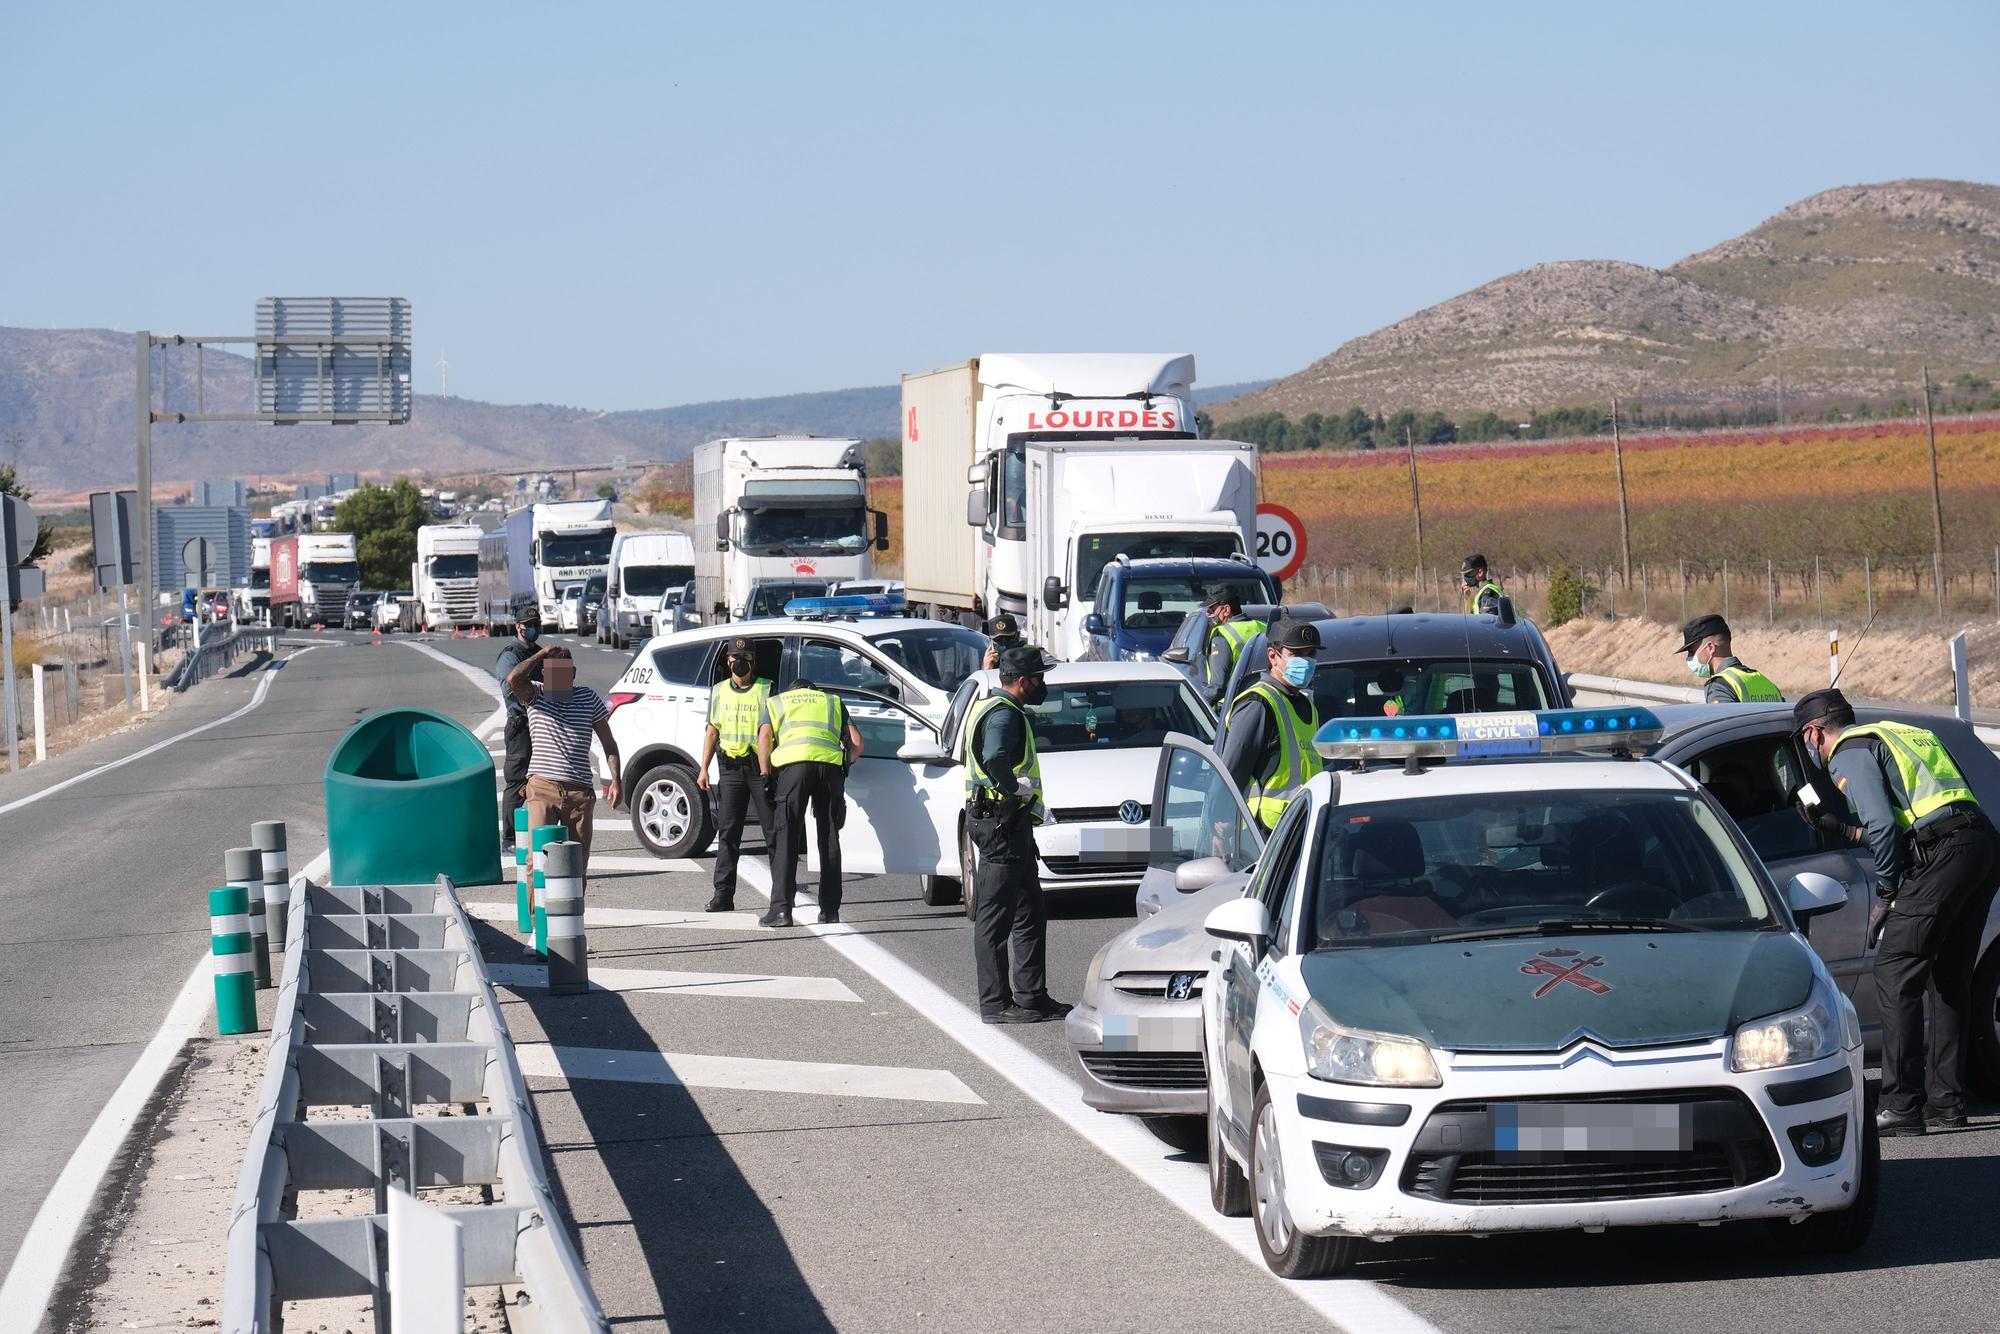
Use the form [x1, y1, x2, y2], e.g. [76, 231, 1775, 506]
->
[1520, 947, 1613, 998]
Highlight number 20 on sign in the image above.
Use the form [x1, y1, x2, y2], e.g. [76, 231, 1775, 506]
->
[1254, 502, 1307, 582]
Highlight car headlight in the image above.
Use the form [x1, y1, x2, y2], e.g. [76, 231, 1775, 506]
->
[1126, 650, 1155, 662]
[1730, 977, 1846, 1073]
[1299, 999, 1440, 1087]
[1082, 944, 1110, 1009]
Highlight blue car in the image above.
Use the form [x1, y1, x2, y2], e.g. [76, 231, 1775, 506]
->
[1080, 556, 1277, 663]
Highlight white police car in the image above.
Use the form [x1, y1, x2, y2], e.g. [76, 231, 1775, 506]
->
[1200, 708, 1874, 1277]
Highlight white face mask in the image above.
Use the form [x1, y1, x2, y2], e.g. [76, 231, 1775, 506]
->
[1687, 653, 1714, 680]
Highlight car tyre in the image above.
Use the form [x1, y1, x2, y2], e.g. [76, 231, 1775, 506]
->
[1207, 1095, 1250, 1217]
[922, 822, 966, 906]
[1250, 1083, 1356, 1278]
[1767, 1093, 1878, 1255]
[631, 763, 713, 859]
[958, 821, 978, 919]
[1968, 948, 2000, 1098]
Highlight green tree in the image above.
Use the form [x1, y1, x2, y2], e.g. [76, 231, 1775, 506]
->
[1546, 564, 1589, 628]
[596, 481, 618, 501]
[0, 463, 54, 565]
[863, 436, 903, 477]
[1341, 407, 1374, 448]
[334, 480, 431, 589]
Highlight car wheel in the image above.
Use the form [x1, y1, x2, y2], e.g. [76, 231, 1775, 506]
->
[1767, 1093, 1878, 1255]
[1250, 1083, 1355, 1278]
[959, 821, 978, 919]
[1207, 1092, 1250, 1217]
[922, 822, 965, 906]
[631, 763, 713, 858]
[1968, 949, 2000, 1098]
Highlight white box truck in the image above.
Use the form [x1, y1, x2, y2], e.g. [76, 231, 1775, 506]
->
[412, 524, 485, 630]
[602, 530, 696, 647]
[694, 436, 888, 622]
[492, 499, 617, 625]
[900, 353, 1258, 656]
[233, 537, 272, 624]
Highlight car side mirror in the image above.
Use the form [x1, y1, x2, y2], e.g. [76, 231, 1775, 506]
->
[965, 491, 988, 527]
[1175, 856, 1231, 894]
[1042, 576, 1067, 611]
[1162, 645, 1190, 663]
[897, 739, 951, 763]
[1786, 871, 1849, 921]
[1084, 611, 1107, 636]
[1204, 896, 1271, 949]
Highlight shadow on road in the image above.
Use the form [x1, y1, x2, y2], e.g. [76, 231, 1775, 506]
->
[473, 916, 834, 1333]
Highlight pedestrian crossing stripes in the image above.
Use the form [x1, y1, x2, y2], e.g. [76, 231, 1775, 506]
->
[463, 899, 779, 931]
[513, 1042, 984, 1104]
[490, 962, 860, 1003]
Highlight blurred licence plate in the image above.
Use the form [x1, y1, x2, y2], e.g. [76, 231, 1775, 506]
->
[1103, 1013, 1202, 1052]
[1080, 826, 1170, 864]
[1494, 1103, 1691, 1154]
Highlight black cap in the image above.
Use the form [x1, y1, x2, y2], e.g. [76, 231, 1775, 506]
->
[1792, 688, 1855, 731]
[517, 607, 542, 628]
[985, 613, 1023, 643]
[1461, 554, 1488, 575]
[726, 637, 754, 656]
[1271, 618, 1320, 654]
[1205, 586, 1242, 612]
[996, 645, 1057, 681]
[1679, 613, 1730, 655]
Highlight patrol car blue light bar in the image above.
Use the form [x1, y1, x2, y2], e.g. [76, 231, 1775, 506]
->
[1312, 708, 1665, 761]
[782, 593, 909, 618]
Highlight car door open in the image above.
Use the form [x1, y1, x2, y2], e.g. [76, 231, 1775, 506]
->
[1136, 732, 1263, 916]
[815, 686, 962, 878]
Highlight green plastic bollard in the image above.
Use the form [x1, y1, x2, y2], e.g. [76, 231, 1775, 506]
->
[532, 824, 564, 956]
[515, 806, 533, 933]
[209, 885, 257, 1035]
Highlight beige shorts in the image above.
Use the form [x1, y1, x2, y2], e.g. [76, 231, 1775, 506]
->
[524, 775, 596, 868]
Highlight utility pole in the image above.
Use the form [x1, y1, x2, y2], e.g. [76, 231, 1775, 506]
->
[136, 333, 153, 630]
[1405, 424, 1425, 578]
[1923, 363, 1945, 616]
[1611, 396, 1632, 589]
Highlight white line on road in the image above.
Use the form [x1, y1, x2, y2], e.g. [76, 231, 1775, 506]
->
[587, 854, 707, 874]
[464, 900, 768, 932]
[393, 640, 508, 738]
[514, 1041, 984, 1105]
[731, 859, 1438, 1334]
[0, 844, 334, 1329]
[0, 649, 315, 820]
[490, 962, 861, 1003]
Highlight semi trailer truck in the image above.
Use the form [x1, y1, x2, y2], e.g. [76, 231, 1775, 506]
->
[693, 436, 888, 622]
[412, 524, 485, 630]
[268, 532, 359, 627]
[483, 499, 617, 624]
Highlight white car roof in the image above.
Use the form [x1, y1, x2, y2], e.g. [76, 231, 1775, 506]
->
[963, 661, 1193, 688]
[1319, 756, 1693, 807]
[643, 616, 979, 650]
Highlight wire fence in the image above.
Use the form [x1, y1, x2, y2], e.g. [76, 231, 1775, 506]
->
[5, 591, 185, 755]
[1284, 550, 2000, 630]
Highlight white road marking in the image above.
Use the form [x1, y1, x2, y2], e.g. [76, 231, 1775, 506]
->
[0, 650, 314, 820]
[489, 962, 860, 1003]
[464, 900, 767, 932]
[514, 1041, 983, 1105]
[586, 854, 707, 874]
[0, 844, 334, 1328]
[392, 640, 508, 739]
[730, 859, 1437, 1334]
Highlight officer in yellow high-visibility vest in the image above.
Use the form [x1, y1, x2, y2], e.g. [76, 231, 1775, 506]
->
[1796, 688, 2000, 1135]
[1202, 588, 1267, 705]
[757, 675, 862, 927]
[964, 645, 1071, 1024]
[695, 638, 772, 913]
[1680, 614, 1784, 703]
[1219, 618, 1323, 832]
[1461, 554, 1504, 616]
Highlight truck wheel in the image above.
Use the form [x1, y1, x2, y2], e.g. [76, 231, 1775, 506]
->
[631, 763, 713, 858]
[1250, 1083, 1356, 1278]
[1969, 949, 2000, 1099]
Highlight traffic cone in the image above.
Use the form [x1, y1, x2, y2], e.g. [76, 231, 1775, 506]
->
[372, 627, 382, 645]
[452, 626, 462, 639]
[313, 624, 323, 633]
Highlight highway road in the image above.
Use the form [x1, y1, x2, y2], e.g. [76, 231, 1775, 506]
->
[5, 626, 1998, 1332]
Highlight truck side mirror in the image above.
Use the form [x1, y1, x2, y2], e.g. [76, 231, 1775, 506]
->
[715, 510, 731, 551]
[873, 509, 890, 552]
[1042, 576, 1067, 611]
[965, 492, 988, 527]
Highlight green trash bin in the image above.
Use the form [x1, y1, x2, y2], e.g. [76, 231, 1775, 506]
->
[324, 708, 501, 887]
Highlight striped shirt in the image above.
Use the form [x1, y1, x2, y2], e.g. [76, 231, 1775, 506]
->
[526, 685, 609, 788]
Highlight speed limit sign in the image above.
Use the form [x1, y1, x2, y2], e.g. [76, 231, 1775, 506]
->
[1254, 502, 1307, 581]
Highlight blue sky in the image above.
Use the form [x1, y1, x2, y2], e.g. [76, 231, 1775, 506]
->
[3, 1, 1995, 410]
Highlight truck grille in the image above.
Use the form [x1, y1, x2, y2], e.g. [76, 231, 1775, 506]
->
[441, 587, 480, 617]
[1400, 1089, 1779, 1206]
[1077, 1051, 1206, 1090]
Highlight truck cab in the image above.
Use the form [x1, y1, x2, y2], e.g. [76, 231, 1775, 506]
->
[1081, 556, 1278, 662]
[695, 436, 889, 622]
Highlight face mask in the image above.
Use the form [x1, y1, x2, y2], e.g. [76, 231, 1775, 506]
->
[1687, 654, 1713, 680]
[1282, 655, 1314, 688]
[729, 657, 753, 679]
[1022, 681, 1049, 707]
[1462, 573, 1479, 588]
[521, 625, 541, 644]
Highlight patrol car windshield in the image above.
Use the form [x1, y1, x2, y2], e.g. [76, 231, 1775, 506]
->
[1309, 790, 1780, 950]
[1021, 680, 1210, 752]
[1075, 533, 1240, 594]
[1310, 659, 1553, 719]
[1119, 577, 1267, 631]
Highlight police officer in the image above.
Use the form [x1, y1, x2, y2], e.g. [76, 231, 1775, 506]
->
[1680, 614, 1783, 703]
[1461, 555, 1504, 616]
[981, 613, 1026, 670]
[757, 675, 862, 927]
[964, 645, 1072, 1024]
[1220, 618, 1323, 833]
[493, 608, 543, 853]
[1795, 688, 2000, 1133]
[1202, 588, 1266, 704]
[696, 639, 772, 912]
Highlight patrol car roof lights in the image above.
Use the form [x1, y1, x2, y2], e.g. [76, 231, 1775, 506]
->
[1311, 707, 1666, 763]
[782, 592, 908, 619]
[1299, 999, 1441, 1088]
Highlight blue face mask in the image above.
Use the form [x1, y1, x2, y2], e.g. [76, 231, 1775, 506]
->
[1282, 654, 1314, 688]
[521, 624, 541, 644]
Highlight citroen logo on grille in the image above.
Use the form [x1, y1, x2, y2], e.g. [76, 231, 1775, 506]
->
[1118, 799, 1146, 824]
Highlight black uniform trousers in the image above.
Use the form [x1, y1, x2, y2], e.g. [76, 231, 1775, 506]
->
[1873, 811, 2000, 1116]
[770, 760, 845, 914]
[709, 754, 772, 903]
[968, 808, 1048, 1015]
[500, 711, 532, 850]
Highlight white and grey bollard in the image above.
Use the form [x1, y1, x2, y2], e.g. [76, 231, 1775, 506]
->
[252, 821, 289, 953]
[226, 846, 270, 989]
[544, 840, 588, 995]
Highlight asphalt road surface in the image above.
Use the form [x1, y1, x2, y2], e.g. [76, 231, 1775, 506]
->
[6, 625, 1998, 1333]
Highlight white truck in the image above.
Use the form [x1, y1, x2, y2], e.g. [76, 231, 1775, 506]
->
[601, 530, 696, 647]
[900, 354, 1258, 657]
[233, 537, 272, 624]
[492, 498, 617, 625]
[694, 436, 888, 622]
[270, 531, 359, 628]
[412, 524, 485, 630]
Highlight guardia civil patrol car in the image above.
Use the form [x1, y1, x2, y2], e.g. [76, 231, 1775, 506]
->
[1199, 707, 1875, 1277]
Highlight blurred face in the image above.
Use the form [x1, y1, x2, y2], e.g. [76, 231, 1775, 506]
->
[543, 656, 576, 696]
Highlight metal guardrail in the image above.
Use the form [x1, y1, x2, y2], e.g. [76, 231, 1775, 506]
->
[167, 619, 281, 691]
[223, 874, 608, 1333]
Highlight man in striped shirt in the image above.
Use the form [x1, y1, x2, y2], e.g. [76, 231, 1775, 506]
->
[507, 645, 621, 871]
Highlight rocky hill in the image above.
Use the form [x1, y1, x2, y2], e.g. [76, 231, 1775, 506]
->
[1209, 178, 2000, 421]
